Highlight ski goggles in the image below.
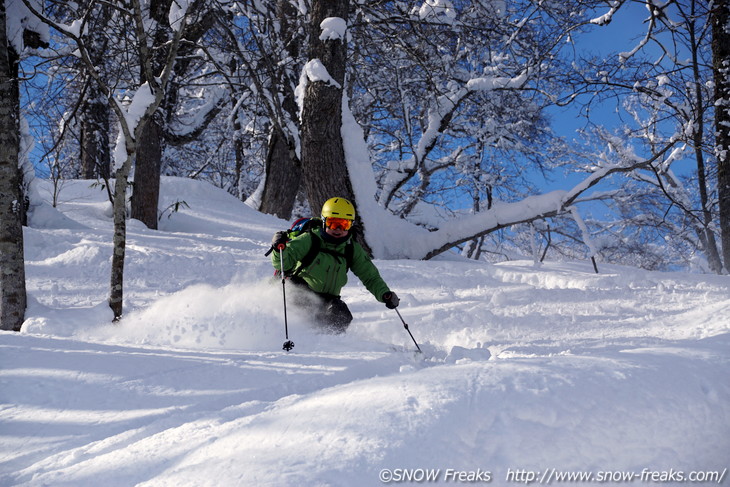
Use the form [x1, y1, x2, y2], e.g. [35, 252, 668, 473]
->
[325, 217, 353, 231]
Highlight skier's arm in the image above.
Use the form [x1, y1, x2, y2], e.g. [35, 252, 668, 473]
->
[350, 243, 391, 301]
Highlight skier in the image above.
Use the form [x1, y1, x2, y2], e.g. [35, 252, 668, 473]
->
[271, 197, 400, 333]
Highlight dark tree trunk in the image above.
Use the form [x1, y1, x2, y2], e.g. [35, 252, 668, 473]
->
[79, 1, 112, 180]
[131, 0, 218, 229]
[233, 113, 245, 199]
[131, 0, 171, 229]
[300, 0, 352, 215]
[131, 115, 162, 229]
[259, 127, 302, 219]
[80, 84, 111, 179]
[300, 0, 373, 253]
[258, 0, 303, 219]
[713, 0, 730, 270]
[0, 7, 27, 331]
[680, 6, 724, 273]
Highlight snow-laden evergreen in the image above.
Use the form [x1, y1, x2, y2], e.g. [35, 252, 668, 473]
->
[1, 177, 729, 486]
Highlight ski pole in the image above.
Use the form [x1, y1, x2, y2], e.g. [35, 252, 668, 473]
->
[278, 245, 294, 352]
[394, 308, 422, 353]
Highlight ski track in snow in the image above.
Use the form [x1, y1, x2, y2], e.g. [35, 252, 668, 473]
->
[1, 178, 729, 486]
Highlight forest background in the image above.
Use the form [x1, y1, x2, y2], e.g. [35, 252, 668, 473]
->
[1, 0, 729, 331]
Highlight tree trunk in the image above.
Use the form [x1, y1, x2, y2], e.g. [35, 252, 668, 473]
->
[259, 127, 302, 219]
[0, 8, 27, 331]
[130, 0, 172, 230]
[258, 0, 302, 219]
[233, 113, 246, 200]
[79, 0, 112, 180]
[109, 152, 134, 320]
[130, 0, 217, 229]
[300, 0, 353, 217]
[131, 115, 162, 229]
[80, 84, 111, 179]
[713, 0, 730, 270]
[684, 7, 723, 273]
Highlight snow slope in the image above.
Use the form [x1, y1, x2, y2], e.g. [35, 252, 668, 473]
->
[1, 177, 729, 486]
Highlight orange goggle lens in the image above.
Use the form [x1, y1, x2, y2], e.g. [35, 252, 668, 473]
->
[325, 217, 353, 231]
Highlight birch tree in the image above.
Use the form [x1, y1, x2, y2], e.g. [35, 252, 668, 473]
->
[23, 0, 193, 319]
[0, 1, 26, 331]
[1, 0, 46, 331]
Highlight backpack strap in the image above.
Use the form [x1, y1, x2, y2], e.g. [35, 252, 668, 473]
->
[291, 234, 321, 276]
[290, 232, 354, 276]
[345, 239, 354, 269]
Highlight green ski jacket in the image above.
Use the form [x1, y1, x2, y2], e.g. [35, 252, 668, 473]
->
[272, 227, 391, 300]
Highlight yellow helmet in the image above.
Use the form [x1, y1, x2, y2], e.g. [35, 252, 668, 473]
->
[321, 197, 355, 220]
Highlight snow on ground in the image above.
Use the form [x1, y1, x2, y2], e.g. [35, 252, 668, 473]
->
[1, 177, 729, 486]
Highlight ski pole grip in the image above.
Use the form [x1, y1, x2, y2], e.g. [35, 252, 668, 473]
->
[277, 244, 286, 250]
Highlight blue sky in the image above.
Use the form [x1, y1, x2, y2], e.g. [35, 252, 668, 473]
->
[549, 1, 652, 141]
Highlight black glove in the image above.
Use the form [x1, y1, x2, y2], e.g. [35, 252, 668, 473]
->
[271, 231, 288, 248]
[382, 291, 399, 309]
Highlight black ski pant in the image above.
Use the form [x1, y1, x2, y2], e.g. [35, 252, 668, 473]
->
[289, 277, 353, 334]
